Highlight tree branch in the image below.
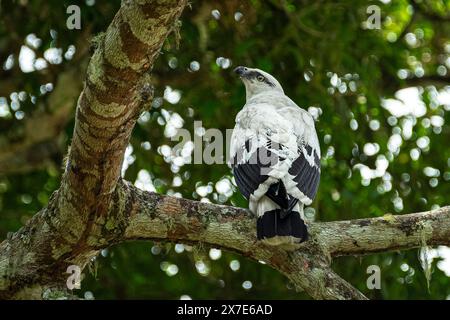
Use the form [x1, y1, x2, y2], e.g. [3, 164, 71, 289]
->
[402, 75, 450, 88]
[122, 181, 450, 260]
[119, 182, 449, 299]
[410, 1, 450, 22]
[315, 206, 450, 257]
[119, 180, 369, 300]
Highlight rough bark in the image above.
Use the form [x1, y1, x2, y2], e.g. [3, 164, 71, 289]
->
[410, 0, 450, 22]
[121, 181, 369, 300]
[0, 0, 449, 300]
[120, 183, 449, 299]
[0, 0, 188, 299]
[315, 207, 450, 257]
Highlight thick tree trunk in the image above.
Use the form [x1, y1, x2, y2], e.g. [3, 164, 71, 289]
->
[0, 0, 188, 299]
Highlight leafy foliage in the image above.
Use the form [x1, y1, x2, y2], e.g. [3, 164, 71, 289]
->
[0, 0, 449, 299]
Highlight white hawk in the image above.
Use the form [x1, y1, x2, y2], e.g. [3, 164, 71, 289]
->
[230, 66, 321, 249]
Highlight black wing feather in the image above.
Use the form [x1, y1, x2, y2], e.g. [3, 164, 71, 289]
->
[232, 139, 282, 201]
[289, 146, 321, 200]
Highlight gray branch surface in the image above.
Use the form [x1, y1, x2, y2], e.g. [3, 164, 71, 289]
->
[0, 0, 449, 300]
[121, 182, 449, 300]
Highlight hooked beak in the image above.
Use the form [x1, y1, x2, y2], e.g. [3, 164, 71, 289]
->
[233, 66, 248, 77]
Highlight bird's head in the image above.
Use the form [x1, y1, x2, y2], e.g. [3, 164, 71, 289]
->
[233, 66, 284, 100]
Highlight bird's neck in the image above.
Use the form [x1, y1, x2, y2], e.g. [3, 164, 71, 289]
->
[244, 82, 284, 101]
[246, 90, 285, 104]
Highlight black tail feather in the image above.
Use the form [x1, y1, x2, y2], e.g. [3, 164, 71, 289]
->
[256, 210, 308, 242]
[266, 182, 299, 219]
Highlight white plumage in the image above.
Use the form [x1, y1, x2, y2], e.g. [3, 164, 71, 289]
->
[230, 66, 321, 248]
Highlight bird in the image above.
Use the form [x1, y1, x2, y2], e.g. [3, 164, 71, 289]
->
[230, 66, 321, 250]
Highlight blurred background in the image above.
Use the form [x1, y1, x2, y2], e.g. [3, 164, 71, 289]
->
[0, 0, 449, 299]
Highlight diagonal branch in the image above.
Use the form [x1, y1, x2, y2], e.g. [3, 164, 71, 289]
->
[0, 0, 188, 299]
[410, 1, 450, 22]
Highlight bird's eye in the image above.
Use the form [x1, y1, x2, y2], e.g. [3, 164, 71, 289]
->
[257, 75, 265, 82]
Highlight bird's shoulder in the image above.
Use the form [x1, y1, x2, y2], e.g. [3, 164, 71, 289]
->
[274, 96, 315, 127]
[235, 101, 288, 131]
[243, 93, 314, 124]
[234, 92, 320, 154]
